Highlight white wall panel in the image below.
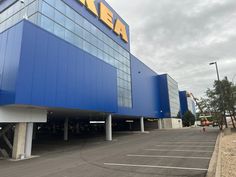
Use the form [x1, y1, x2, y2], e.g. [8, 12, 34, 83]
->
[167, 75, 180, 117]
[0, 107, 47, 123]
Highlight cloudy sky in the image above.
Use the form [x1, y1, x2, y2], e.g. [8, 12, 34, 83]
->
[107, 0, 236, 98]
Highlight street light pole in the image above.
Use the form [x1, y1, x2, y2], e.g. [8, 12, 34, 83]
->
[215, 62, 220, 81]
[209, 61, 228, 128]
[209, 62, 220, 81]
[232, 74, 236, 86]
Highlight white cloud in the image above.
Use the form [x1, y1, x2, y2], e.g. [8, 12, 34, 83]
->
[107, 0, 236, 98]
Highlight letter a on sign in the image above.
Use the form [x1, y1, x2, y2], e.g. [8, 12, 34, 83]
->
[114, 19, 128, 43]
[79, 0, 98, 16]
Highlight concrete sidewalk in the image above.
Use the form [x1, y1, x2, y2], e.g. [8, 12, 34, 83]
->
[220, 130, 236, 177]
[207, 129, 236, 177]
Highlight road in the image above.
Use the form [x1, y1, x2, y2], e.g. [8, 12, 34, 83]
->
[0, 128, 219, 177]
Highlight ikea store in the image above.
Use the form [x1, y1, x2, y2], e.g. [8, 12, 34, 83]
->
[0, 0, 196, 159]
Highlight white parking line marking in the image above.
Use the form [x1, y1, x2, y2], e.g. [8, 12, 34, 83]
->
[145, 149, 212, 152]
[155, 145, 214, 148]
[158, 141, 215, 144]
[127, 154, 211, 159]
[104, 163, 208, 171]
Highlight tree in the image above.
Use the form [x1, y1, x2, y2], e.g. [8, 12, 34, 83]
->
[177, 111, 181, 119]
[205, 88, 223, 129]
[182, 111, 195, 127]
[203, 77, 236, 129]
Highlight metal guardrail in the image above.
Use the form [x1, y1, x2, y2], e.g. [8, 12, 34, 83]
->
[0, 124, 13, 137]
[0, 124, 14, 159]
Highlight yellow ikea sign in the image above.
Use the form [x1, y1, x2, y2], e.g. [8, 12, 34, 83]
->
[77, 0, 128, 43]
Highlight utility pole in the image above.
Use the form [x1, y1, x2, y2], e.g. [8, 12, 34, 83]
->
[209, 61, 228, 128]
[232, 74, 236, 86]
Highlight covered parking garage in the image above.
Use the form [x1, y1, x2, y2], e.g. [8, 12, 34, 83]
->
[0, 107, 159, 160]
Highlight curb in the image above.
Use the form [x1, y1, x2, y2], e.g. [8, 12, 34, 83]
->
[215, 132, 223, 177]
[206, 131, 222, 177]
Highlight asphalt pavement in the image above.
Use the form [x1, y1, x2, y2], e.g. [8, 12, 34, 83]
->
[0, 127, 219, 177]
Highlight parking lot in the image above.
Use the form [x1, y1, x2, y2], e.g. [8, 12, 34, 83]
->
[0, 128, 218, 177]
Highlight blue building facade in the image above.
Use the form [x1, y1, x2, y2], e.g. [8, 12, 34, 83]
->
[0, 0, 188, 120]
[158, 74, 180, 118]
[179, 91, 188, 116]
[0, 21, 118, 113]
[179, 91, 196, 117]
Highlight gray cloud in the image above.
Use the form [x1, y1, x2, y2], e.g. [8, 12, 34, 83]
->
[107, 0, 236, 98]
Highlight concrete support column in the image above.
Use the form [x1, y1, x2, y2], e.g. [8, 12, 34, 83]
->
[106, 114, 112, 141]
[12, 123, 27, 159]
[25, 123, 33, 158]
[33, 124, 37, 140]
[52, 123, 56, 134]
[140, 117, 145, 133]
[64, 118, 69, 141]
[76, 122, 80, 134]
[129, 123, 132, 131]
[158, 119, 162, 129]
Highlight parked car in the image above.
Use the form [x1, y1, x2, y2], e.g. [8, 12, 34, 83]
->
[212, 121, 219, 127]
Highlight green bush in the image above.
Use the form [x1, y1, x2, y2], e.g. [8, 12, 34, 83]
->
[182, 111, 195, 127]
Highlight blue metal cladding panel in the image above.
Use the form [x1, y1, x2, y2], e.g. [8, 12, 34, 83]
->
[117, 55, 161, 118]
[179, 91, 188, 116]
[13, 20, 117, 113]
[158, 74, 171, 118]
[0, 22, 23, 105]
[62, 0, 130, 51]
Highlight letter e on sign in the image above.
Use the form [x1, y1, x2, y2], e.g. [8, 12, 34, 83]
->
[99, 2, 113, 29]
